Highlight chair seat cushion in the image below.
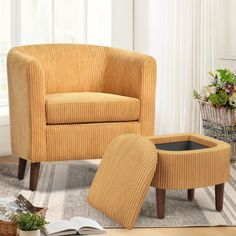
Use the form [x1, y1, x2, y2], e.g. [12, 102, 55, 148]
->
[45, 92, 140, 124]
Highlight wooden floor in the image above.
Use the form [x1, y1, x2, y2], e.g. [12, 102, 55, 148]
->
[1, 155, 236, 236]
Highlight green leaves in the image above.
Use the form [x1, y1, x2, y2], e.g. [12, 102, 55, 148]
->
[11, 213, 47, 231]
[193, 90, 200, 100]
[209, 90, 228, 107]
[193, 68, 236, 108]
[216, 69, 236, 84]
[208, 71, 215, 78]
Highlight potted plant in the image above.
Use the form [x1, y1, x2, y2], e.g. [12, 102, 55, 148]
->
[194, 68, 236, 107]
[11, 212, 47, 236]
[194, 68, 236, 160]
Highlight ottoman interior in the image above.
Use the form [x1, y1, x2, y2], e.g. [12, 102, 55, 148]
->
[155, 141, 209, 151]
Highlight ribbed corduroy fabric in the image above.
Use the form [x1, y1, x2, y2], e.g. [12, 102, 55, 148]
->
[7, 44, 156, 162]
[12, 44, 109, 94]
[148, 133, 230, 190]
[103, 48, 156, 135]
[7, 50, 46, 161]
[45, 122, 140, 162]
[87, 134, 157, 229]
[45, 92, 140, 124]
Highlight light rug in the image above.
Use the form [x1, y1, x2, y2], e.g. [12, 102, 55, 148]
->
[0, 160, 236, 227]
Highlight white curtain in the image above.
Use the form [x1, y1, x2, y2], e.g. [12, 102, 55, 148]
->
[134, 0, 217, 134]
[19, 0, 111, 45]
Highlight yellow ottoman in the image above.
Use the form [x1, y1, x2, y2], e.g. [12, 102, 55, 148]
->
[148, 133, 230, 218]
[88, 133, 230, 228]
[88, 134, 157, 229]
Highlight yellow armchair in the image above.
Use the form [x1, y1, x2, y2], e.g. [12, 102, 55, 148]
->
[7, 44, 156, 191]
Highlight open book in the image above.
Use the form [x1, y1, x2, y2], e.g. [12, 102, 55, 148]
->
[44, 217, 106, 235]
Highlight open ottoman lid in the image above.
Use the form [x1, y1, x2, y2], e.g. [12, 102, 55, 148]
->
[87, 134, 157, 229]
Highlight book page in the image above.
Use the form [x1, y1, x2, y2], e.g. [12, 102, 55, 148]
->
[71, 217, 105, 232]
[45, 220, 77, 235]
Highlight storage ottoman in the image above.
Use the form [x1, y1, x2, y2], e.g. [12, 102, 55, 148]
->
[148, 133, 230, 218]
[87, 133, 230, 229]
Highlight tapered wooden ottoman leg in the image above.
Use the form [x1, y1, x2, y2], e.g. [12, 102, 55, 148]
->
[18, 158, 27, 180]
[156, 188, 166, 219]
[30, 162, 41, 191]
[215, 183, 224, 211]
[187, 189, 195, 201]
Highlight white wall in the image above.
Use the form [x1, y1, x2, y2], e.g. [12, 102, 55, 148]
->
[0, 125, 11, 156]
[0, 107, 11, 156]
[214, 0, 236, 70]
[133, 0, 149, 53]
[111, 0, 133, 50]
[87, 0, 111, 46]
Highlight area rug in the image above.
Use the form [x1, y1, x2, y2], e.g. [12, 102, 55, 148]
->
[0, 161, 236, 227]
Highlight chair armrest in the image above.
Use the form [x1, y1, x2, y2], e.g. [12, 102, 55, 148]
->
[7, 48, 46, 161]
[103, 48, 156, 135]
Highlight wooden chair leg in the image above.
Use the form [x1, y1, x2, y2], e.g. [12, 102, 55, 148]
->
[156, 188, 166, 219]
[30, 162, 41, 191]
[18, 158, 27, 180]
[187, 189, 195, 201]
[215, 183, 224, 211]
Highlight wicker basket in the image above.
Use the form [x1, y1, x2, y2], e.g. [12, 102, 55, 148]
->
[0, 195, 47, 236]
[0, 221, 17, 236]
[199, 101, 236, 161]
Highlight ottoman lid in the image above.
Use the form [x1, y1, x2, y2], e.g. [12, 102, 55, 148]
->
[87, 134, 157, 229]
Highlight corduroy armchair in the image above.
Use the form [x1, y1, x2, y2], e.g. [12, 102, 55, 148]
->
[7, 44, 156, 191]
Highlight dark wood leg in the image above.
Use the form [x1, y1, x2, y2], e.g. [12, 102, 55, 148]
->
[187, 189, 195, 201]
[156, 188, 166, 219]
[18, 158, 27, 180]
[30, 162, 41, 191]
[215, 183, 224, 211]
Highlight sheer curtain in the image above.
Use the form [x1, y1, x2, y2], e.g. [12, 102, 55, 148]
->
[134, 0, 217, 134]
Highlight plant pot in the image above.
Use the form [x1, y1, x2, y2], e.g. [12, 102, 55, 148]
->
[19, 229, 41, 236]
